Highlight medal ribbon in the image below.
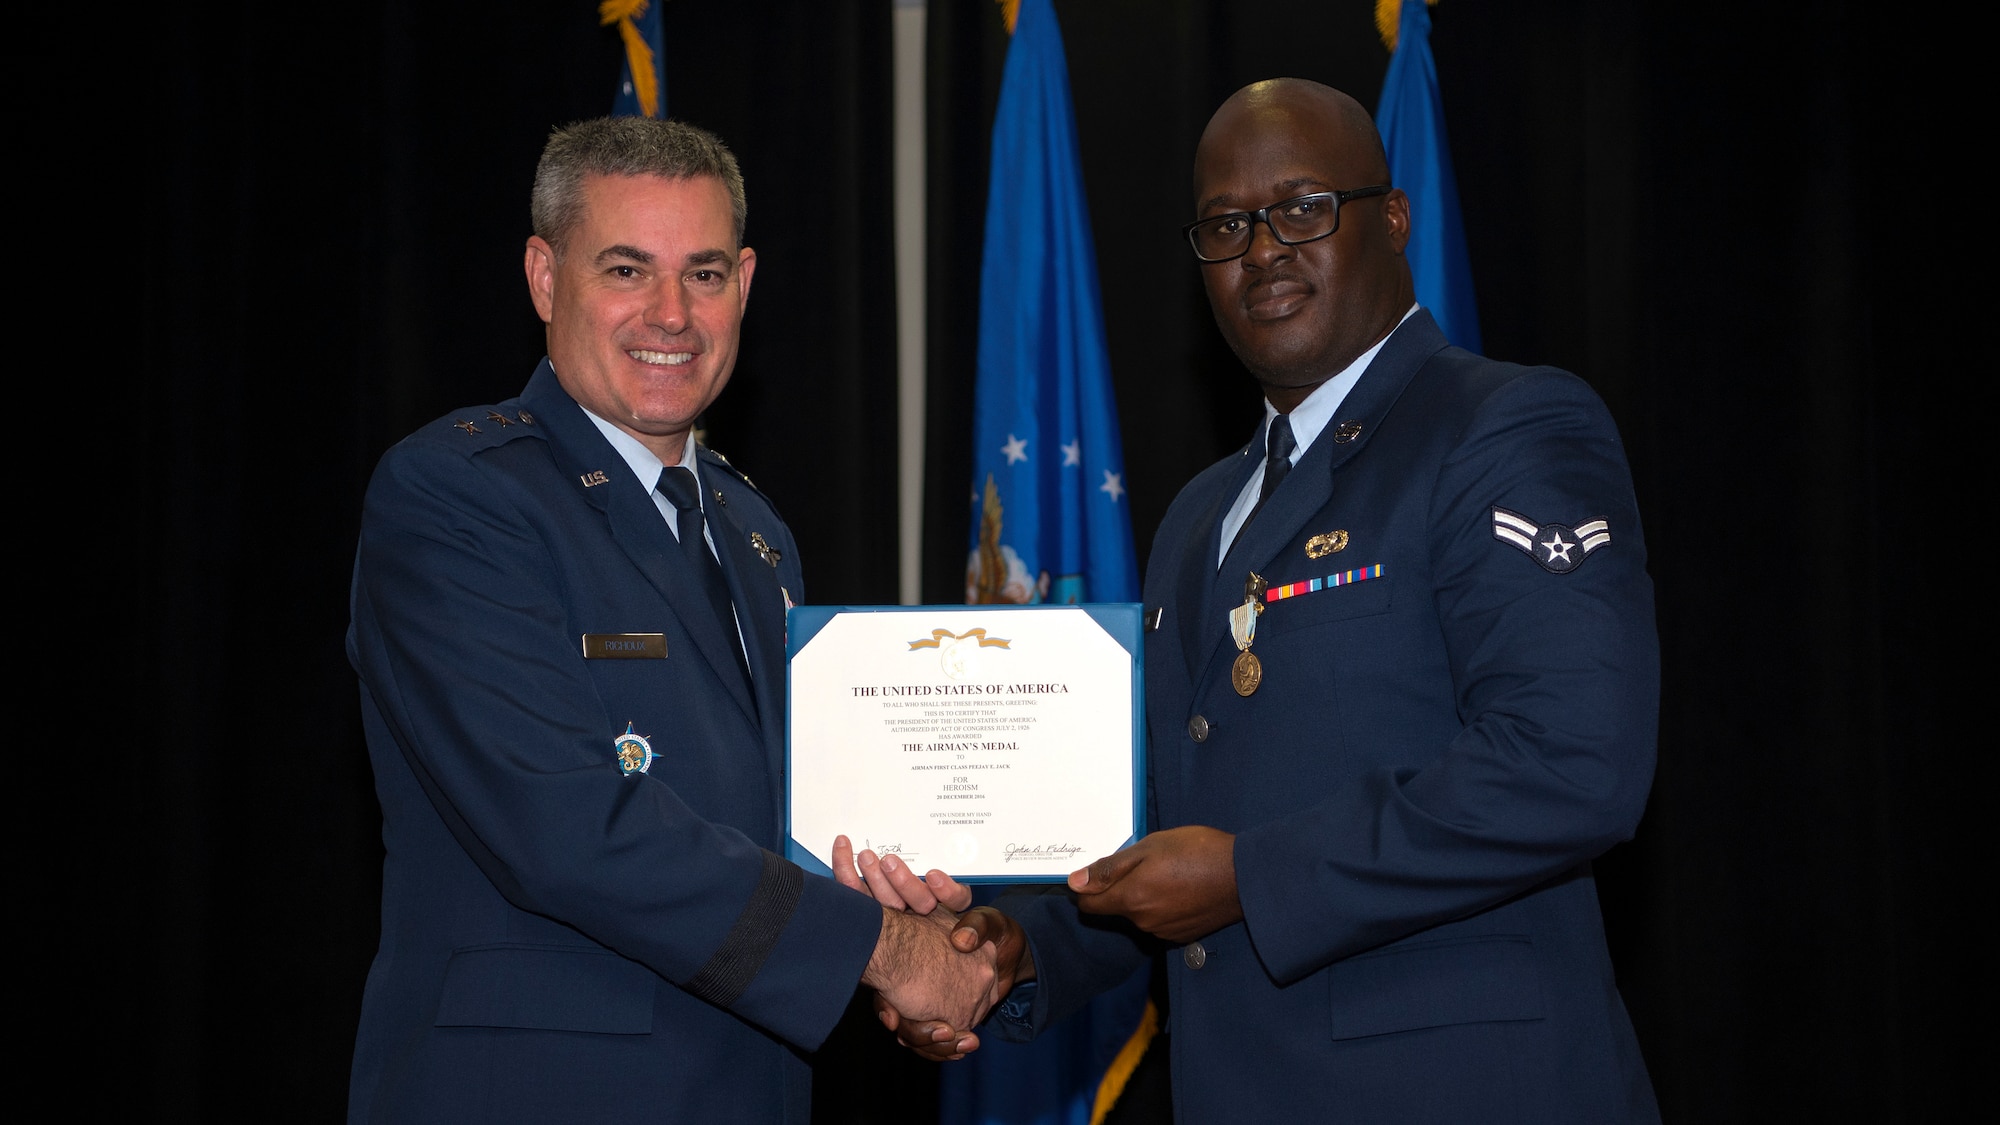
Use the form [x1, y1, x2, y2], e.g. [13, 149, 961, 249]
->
[1264, 564, 1384, 603]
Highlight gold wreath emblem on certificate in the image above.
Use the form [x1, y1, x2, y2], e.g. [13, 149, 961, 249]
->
[1305, 530, 1349, 559]
[1231, 650, 1263, 696]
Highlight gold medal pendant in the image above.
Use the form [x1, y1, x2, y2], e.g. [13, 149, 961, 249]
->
[1227, 573, 1267, 697]
[1232, 649, 1262, 696]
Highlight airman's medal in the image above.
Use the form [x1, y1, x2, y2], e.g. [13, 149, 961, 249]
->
[1231, 648, 1262, 696]
[615, 722, 655, 775]
[1229, 572, 1267, 696]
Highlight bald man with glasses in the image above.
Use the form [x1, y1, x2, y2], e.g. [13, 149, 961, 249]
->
[850, 78, 1662, 1123]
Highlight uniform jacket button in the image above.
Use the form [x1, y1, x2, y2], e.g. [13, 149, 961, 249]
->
[1187, 715, 1210, 742]
[1183, 941, 1208, 970]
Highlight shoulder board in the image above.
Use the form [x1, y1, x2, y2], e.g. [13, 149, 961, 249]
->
[699, 445, 759, 492]
[414, 403, 543, 452]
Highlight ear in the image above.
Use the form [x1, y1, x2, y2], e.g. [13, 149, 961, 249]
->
[1382, 188, 1412, 255]
[735, 246, 757, 313]
[524, 236, 557, 323]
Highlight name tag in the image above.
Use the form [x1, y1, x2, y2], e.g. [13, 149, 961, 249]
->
[582, 633, 668, 659]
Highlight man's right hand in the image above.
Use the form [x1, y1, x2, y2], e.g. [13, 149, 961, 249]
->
[887, 906, 1037, 1060]
[834, 836, 1036, 1060]
[860, 905, 1000, 1046]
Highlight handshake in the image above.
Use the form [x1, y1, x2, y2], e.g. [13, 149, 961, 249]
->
[832, 825, 1246, 1060]
[836, 834, 1026, 1060]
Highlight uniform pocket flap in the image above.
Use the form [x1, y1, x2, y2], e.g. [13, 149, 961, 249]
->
[435, 944, 657, 1034]
[1257, 571, 1395, 636]
[1327, 935, 1544, 1041]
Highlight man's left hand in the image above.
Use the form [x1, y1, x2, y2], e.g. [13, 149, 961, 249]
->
[1068, 825, 1242, 944]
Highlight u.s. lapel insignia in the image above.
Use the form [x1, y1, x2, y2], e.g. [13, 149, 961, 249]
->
[1331, 420, 1364, 443]
[614, 722, 655, 775]
[750, 531, 782, 567]
[1305, 530, 1348, 559]
[1491, 507, 1611, 574]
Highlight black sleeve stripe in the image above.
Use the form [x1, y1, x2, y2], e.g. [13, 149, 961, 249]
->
[684, 850, 804, 1008]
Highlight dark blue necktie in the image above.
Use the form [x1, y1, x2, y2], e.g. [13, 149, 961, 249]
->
[1232, 413, 1296, 554]
[1257, 413, 1296, 508]
[656, 466, 750, 686]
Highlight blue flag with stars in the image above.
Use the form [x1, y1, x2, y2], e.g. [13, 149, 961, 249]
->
[954, 4, 1153, 1124]
[1376, 0, 1482, 352]
[965, 0, 1136, 610]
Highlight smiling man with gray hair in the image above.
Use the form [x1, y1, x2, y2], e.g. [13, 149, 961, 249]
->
[346, 116, 995, 1124]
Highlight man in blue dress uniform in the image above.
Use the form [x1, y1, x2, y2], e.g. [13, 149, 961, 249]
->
[347, 116, 997, 1124]
[852, 79, 1662, 1124]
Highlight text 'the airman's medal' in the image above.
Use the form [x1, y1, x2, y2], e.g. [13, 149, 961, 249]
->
[1229, 572, 1268, 696]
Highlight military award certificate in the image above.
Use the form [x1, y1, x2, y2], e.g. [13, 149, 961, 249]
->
[785, 603, 1144, 883]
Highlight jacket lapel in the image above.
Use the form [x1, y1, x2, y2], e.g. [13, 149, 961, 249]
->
[1178, 439, 1259, 686]
[698, 452, 789, 743]
[1207, 312, 1450, 638]
[522, 362, 759, 726]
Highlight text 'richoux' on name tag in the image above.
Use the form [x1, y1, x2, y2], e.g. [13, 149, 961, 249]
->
[582, 633, 667, 659]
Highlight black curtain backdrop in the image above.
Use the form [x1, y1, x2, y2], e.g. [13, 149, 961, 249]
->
[131, 0, 1970, 1120]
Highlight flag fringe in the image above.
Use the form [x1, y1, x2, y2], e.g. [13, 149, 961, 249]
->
[1088, 999, 1161, 1125]
[997, 0, 1021, 35]
[601, 0, 661, 117]
[1374, 0, 1440, 53]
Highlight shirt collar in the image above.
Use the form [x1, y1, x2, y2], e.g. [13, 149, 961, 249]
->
[1265, 302, 1420, 458]
[578, 405, 699, 496]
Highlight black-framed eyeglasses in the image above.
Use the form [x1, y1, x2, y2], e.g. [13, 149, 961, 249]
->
[1182, 185, 1393, 263]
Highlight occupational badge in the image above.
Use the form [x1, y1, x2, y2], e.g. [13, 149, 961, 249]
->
[1490, 507, 1610, 574]
[750, 531, 782, 567]
[1305, 530, 1348, 559]
[614, 722, 655, 775]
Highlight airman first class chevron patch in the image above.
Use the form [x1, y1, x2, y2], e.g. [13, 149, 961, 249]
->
[1492, 507, 1610, 574]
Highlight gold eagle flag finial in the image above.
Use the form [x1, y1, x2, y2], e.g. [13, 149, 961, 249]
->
[600, 0, 663, 118]
[971, 473, 1009, 604]
[1374, 0, 1440, 53]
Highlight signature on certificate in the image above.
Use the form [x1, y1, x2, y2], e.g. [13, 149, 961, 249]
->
[1002, 842, 1085, 863]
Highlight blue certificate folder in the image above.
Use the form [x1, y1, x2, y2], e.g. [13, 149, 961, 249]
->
[784, 602, 1145, 884]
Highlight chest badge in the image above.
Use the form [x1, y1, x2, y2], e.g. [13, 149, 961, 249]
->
[615, 722, 656, 775]
[1305, 530, 1348, 559]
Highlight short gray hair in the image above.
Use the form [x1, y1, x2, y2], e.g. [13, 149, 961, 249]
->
[530, 116, 748, 253]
